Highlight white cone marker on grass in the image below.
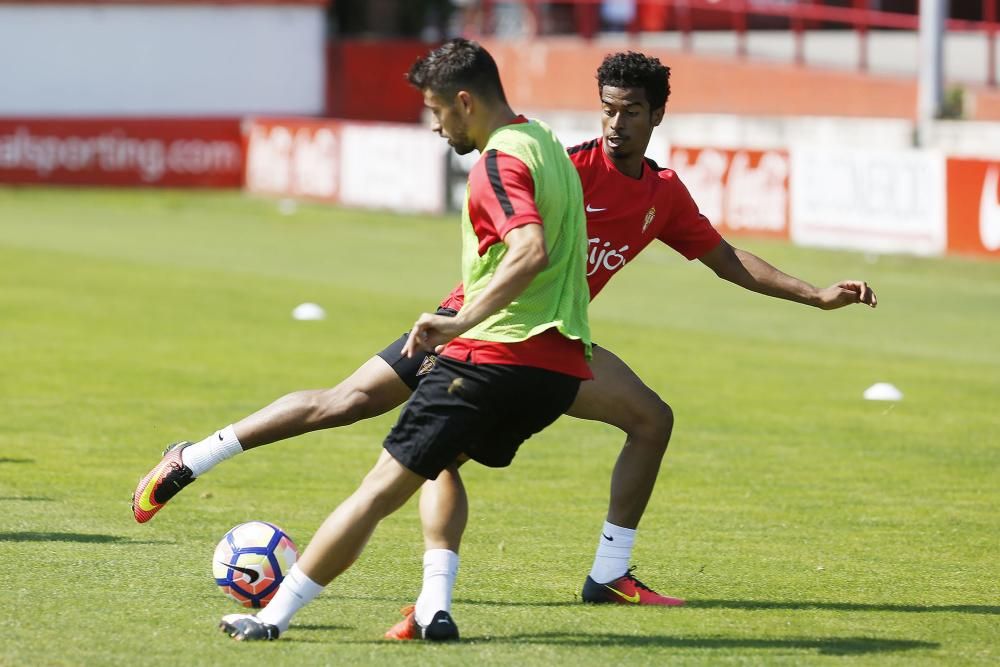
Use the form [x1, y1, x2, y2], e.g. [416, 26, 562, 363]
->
[292, 303, 326, 321]
[863, 382, 903, 401]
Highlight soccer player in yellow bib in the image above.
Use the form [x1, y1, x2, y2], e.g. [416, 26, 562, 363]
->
[217, 38, 593, 641]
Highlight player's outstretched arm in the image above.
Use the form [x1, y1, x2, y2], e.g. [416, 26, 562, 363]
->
[698, 240, 877, 310]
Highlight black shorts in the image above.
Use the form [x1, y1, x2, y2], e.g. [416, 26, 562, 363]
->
[383, 355, 581, 479]
[376, 307, 458, 391]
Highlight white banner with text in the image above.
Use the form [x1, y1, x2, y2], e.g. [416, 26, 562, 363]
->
[790, 147, 946, 256]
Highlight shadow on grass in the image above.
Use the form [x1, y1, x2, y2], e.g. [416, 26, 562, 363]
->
[0, 496, 53, 501]
[0, 531, 170, 545]
[330, 595, 998, 619]
[0, 457, 34, 464]
[441, 597, 998, 615]
[344, 632, 937, 655]
[690, 599, 1000, 616]
[469, 633, 939, 655]
[277, 624, 352, 644]
[296, 624, 354, 632]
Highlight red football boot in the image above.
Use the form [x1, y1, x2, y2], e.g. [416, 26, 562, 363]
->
[384, 604, 459, 641]
[132, 441, 196, 523]
[581, 567, 685, 606]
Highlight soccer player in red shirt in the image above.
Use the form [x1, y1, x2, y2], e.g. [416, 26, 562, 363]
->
[133, 51, 877, 633]
[387, 53, 875, 631]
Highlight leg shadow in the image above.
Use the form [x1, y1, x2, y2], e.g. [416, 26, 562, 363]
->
[690, 599, 1000, 616]
[0, 531, 170, 545]
[481, 632, 939, 656]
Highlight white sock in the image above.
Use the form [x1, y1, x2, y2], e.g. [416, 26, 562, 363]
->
[414, 549, 459, 626]
[256, 563, 325, 633]
[180, 425, 244, 477]
[589, 521, 636, 584]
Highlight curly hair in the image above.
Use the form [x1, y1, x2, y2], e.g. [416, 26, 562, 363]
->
[596, 52, 671, 110]
[407, 38, 508, 103]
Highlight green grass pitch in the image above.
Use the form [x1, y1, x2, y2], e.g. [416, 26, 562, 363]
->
[1, 187, 997, 666]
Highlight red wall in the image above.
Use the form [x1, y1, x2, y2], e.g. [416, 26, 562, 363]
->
[478, 38, 920, 120]
[326, 40, 434, 123]
[326, 38, 1000, 122]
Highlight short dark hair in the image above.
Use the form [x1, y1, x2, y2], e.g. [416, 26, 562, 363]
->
[407, 38, 508, 103]
[597, 52, 671, 110]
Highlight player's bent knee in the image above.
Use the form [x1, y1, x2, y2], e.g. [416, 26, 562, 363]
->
[357, 474, 415, 519]
[629, 398, 674, 451]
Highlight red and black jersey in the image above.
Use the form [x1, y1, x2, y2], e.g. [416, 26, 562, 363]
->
[439, 136, 722, 311]
[464, 142, 541, 254]
[568, 136, 722, 299]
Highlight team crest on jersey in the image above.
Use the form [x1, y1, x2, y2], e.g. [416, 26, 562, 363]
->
[642, 207, 656, 234]
[417, 354, 437, 376]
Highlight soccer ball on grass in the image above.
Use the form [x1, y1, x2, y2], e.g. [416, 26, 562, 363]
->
[212, 521, 298, 608]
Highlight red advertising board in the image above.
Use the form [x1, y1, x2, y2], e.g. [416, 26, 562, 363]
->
[946, 157, 1000, 257]
[244, 117, 341, 201]
[669, 147, 790, 239]
[0, 118, 243, 187]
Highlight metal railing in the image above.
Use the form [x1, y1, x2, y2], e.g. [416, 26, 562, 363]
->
[466, 1, 1000, 85]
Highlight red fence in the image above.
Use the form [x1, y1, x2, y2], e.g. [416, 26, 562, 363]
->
[469, 1, 1000, 85]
